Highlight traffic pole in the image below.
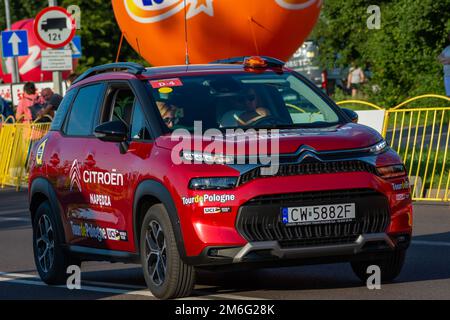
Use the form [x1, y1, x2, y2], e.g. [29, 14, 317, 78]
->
[4, 0, 20, 83]
[48, 0, 63, 95]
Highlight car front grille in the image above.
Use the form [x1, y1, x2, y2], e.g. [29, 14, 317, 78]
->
[236, 189, 390, 247]
[238, 160, 377, 185]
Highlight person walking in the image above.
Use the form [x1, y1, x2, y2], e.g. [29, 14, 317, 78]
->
[438, 31, 450, 97]
[15, 82, 45, 122]
[347, 62, 365, 97]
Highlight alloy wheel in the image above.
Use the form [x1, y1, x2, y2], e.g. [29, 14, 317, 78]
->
[145, 220, 167, 286]
[35, 214, 55, 273]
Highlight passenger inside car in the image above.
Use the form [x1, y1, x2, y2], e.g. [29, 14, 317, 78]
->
[218, 86, 271, 127]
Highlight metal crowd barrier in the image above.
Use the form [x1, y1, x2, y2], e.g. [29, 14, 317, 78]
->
[0, 116, 52, 190]
[338, 94, 450, 202]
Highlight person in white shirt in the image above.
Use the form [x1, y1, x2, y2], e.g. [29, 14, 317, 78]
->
[347, 62, 365, 97]
[438, 32, 450, 97]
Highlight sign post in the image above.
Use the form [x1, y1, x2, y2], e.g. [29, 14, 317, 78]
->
[34, 2, 76, 95]
[3, 0, 20, 83]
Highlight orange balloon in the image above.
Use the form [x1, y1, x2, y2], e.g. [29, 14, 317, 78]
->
[112, 0, 321, 66]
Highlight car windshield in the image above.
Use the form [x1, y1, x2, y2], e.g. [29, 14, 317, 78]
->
[149, 72, 342, 131]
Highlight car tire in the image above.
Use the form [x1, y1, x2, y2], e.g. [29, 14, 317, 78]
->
[32, 201, 79, 285]
[351, 249, 406, 283]
[140, 204, 195, 299]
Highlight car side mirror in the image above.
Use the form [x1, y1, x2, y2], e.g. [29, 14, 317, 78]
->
[342, 108, 358, 123]
[94, 120, 129, 143]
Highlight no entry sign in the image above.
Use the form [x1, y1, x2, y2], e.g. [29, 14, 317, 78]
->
[34, 6, 76, 49]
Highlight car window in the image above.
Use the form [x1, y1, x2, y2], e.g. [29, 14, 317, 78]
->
[148, 72, 342, 132]
[111, 88, 135, 124]
[50, 89, 76, 131]
[65, 84, 103, 136]
[101, 87, 135, 127]
[130, 101, 151, 140]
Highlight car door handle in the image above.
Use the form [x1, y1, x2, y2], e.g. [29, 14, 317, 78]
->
[49, 154, 60, 166]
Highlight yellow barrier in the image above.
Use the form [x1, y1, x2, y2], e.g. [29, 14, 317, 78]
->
[0, 117, 51, 190]
[338, 94, 450, 202]
[383, 95, 450, 201]
[336, 100, 384, 110]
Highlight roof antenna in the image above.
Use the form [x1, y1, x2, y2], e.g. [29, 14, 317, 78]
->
[183, 0, 190, 65]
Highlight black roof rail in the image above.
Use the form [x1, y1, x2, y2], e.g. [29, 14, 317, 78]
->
[72, 62, 146, 85]
[209, 56, 285, 67]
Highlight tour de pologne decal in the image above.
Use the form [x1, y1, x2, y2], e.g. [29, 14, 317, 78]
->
[182, 194, 236, 205]
[70, 221, 128, 242]
[69, 159, 124, 207]
[392, 180, 410, 191]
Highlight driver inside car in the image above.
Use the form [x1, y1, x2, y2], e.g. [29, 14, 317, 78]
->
[219, 87, 271, 127]
[157, 101, 179, 129]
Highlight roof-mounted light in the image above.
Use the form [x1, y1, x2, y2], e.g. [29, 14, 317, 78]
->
[244, 56, 268, 69]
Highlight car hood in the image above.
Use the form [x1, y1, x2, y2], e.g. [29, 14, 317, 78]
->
[155, 123, 383, 156]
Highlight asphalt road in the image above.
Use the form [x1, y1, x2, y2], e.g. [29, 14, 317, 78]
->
[1, 188, 450, 300]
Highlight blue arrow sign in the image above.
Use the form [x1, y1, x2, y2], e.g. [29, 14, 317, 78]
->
[1, 30, 29, 58]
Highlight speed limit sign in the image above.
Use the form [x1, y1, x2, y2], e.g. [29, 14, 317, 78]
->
[34, 6, 76, 49]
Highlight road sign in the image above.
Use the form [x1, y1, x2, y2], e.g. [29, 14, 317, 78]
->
[41, 49, 73, 71]
[34, 6, 76, 49]
[1, 30, 29, 57]
[68, 35, 81, 58]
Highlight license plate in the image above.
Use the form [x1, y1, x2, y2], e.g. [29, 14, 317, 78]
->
[281, 203, 356, 226]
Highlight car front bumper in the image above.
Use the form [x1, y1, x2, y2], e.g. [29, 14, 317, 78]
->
[185, 232, 411, 268]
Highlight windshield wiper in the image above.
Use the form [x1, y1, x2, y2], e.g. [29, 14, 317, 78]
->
[220, 122, 341, 131]
[253, 122, 339, 130]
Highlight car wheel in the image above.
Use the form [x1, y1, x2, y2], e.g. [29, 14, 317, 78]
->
[351, 249, 406, 283]
[140, 204, 195, 299]
[32, 201, 79, 285]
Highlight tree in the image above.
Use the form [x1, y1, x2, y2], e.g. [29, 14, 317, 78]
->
[312, 0, 450, 106]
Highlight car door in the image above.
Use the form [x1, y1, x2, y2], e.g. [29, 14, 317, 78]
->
[49, 83, 106, 246]
[80, 82, 153, 252]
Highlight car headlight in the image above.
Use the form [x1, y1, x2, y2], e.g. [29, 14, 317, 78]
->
[189, 177, 238, 190]
[376, 164, 407, 179]
[369, 140, 388, 154]
[181, 151, 234, 164]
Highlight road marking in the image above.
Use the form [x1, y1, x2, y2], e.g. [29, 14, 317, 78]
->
[0, 209, 28, 215]
[0, 273, 154, 297]
[412, 240, 450, 247]
[0, 271, 262, 300]
[0, 217, 30, 222]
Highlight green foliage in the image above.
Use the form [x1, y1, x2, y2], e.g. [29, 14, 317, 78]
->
[313, 0, 450, 107]
[0, 0, 147, 74]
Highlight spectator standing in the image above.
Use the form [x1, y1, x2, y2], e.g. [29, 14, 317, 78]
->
[37, 88, 63, 119]
[438, 31, 450, 97]
[347, 62, 365, 97]
[0, 96, 14, 121]
[15, 82, 45, 122]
